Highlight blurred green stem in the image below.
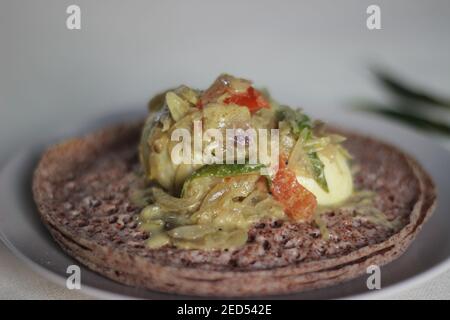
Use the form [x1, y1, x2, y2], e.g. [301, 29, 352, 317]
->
[353, 103, 450, 136]
[372, 68, 450, 110]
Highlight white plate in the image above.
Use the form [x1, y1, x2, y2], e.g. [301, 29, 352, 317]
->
[1, 109, 449, 299]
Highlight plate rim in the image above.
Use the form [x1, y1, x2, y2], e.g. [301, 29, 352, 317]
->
[1, 110, 450, 299]
[2, 199, 450, 300]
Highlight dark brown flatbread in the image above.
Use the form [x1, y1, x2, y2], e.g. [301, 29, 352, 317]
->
[32, 121, 436, 297]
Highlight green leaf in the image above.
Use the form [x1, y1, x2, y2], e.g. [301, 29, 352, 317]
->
[277, 106, 329, 192]
[276, 106, 312, 135]
[181, 163, 265, 196]
[308, 152, 329, 192]
[188, 163, 265, 180]
[353, 103, 450, 136]
[372, 68, 450, 110]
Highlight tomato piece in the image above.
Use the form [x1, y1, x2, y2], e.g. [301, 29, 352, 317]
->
[224, 87, 270, 113]
[197, 75, 270, 112]
[271, 156, 317, 221]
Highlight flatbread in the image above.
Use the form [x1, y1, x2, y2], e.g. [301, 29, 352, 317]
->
[32, 121, 436, 297]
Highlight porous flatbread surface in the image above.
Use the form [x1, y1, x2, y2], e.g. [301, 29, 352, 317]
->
[32, 121, 436, 297]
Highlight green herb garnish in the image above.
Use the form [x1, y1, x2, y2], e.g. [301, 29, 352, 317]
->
[277, 106, 329, 192]
[181, 163, 265, 196]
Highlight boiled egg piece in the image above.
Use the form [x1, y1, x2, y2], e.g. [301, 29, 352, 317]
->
[296, 148, 353, 206]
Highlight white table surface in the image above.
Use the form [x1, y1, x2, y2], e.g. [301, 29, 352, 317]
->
[1, 0, 450, 299]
